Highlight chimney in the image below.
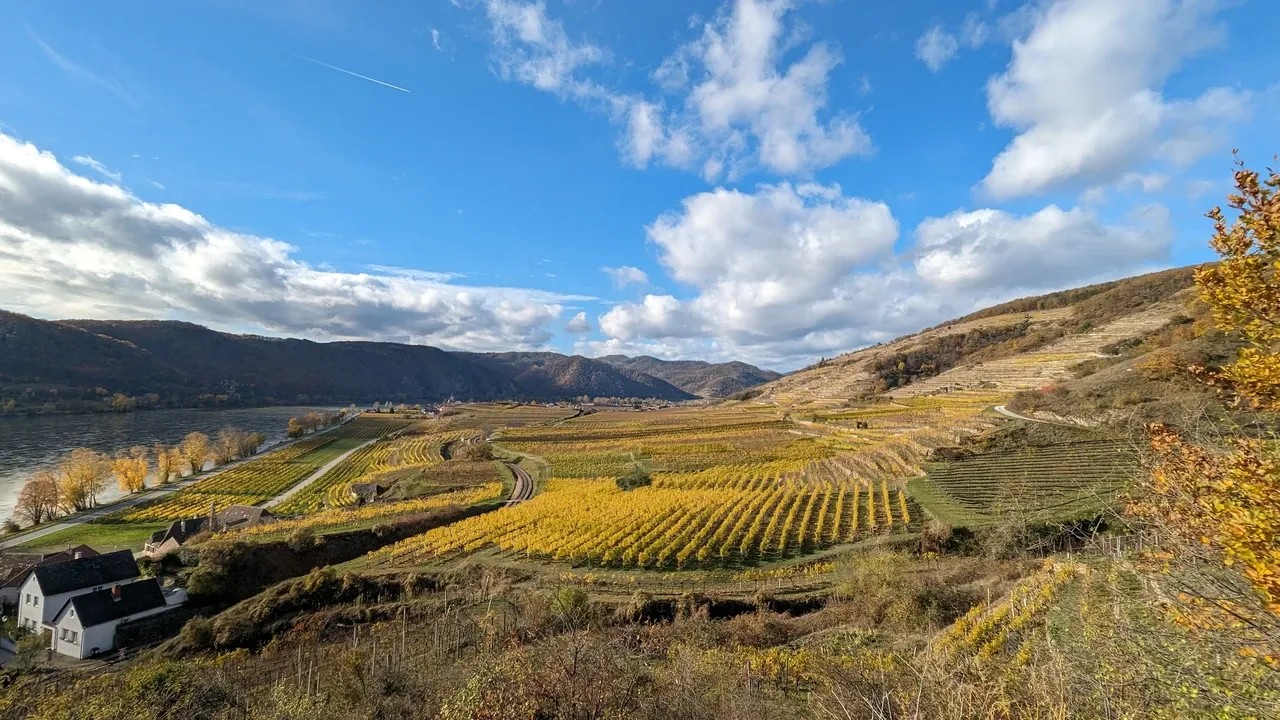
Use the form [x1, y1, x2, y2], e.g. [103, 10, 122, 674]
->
[210, 501, 217, 532]
[111, 585, 121, 602]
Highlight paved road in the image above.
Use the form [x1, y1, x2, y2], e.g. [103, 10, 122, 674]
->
[262, 438, 378, 509]
[503, 462, 533, 505]
[0, 414, 362, 550]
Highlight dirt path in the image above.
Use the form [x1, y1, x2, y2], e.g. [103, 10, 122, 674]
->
[263, 438, 378, 509]
[503, 462, 533, 506]
[993, 405, 1063, 425]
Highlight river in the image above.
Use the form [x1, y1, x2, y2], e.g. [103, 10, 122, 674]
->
[0, 406, 344, 524]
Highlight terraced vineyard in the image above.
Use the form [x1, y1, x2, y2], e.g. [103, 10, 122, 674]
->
[272, 428, 483, 515]
[236, 483, 505, 539]
[910, 440, 1137, 525]
[375, 467, 924, 569]
[932, 560, 1081, 665]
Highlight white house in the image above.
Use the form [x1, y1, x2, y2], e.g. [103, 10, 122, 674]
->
[0, 545, 98, 607]
[49, 579, 179, 659]
[15, 549, 141, 634]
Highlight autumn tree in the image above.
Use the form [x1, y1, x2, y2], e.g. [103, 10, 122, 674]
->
[1128, 157, 1280, 666]
[181, 432, 211, 476]
[1194, 156, 1280, 410]
[287, 417, 304, 438]
[57, 448, 111, 511]
[214, 428, 246, 465]
[14, 470, 60, 526]
[238, 432, 266, 457]
[111, 446, 150, 494]
[154, 442, 175, 484]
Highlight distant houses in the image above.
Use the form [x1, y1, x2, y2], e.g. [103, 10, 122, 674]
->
[143, 504, 275, 559]
[12, 549, 186, 659]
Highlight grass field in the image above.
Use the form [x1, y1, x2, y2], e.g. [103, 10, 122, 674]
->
[16, 521, 170, 554]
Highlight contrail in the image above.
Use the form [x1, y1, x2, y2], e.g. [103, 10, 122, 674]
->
[294, 54, 410, 93]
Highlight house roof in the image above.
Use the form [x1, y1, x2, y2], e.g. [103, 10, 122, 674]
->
[1, 546, 101, 589]
[148, 517, 207, 546]
[61, 578, 167, 628]
[216, 505, 272, 528]
[31, 549, 140, 595]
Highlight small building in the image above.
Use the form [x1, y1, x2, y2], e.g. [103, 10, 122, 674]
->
[0, 546, 99, 607]
[143, 518, 208, 559]
[15, 550, 142, 633]
[142, 506, 275, 559]
[49, 578, 184, 659]
[349, 483, 381, 504]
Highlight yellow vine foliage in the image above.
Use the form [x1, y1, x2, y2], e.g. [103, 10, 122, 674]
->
[1194, 156, 1280, 410]
[1126, 157, 1280, 665]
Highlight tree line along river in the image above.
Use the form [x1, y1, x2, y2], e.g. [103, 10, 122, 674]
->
[0, 406, 343, 524]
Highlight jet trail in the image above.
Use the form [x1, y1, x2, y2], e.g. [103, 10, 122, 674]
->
[294, 54, 410, 93]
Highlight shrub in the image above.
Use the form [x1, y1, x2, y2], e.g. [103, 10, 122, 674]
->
[615, 465, 652, 491]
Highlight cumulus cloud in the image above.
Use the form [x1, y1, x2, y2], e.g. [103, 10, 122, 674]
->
[913, 204, 1172, 292]
[481, 0, 870, 179]
[601, 265, 649, 288]
[0, 132, 585, 351]
[566, 311, 592, 333]
[915, 26, 959, 72]
[592, 183, 1173, 368]
[981, 0, 1251, 199]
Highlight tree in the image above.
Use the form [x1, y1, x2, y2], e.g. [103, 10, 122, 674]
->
[181, 432, 211, 476]
[111, 446, 150, 494]
[154, 442, 175, 484]
[1195, 155, 1280, 410]
[14, 469, 60, 526]
[1127, 158, 1280, 667]
[615, 465, 652, 491]
[57, 448, 111, 511]
[214, 428, 246, 465]
[238, 432, 266, 457]
[287, 417, 304, 438]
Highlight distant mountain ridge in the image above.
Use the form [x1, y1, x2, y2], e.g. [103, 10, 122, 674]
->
[0, 313, 705, 409]
[597, 355, 782, 397]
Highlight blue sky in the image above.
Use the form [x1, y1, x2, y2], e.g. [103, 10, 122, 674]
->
[1, 0, 1277, 370]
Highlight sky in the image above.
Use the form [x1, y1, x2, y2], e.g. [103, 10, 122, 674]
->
[0, 0, 1277, 371]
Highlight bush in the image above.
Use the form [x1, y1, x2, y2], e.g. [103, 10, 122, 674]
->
[615, 465, 652, 491]
[456, 442, 494, 461]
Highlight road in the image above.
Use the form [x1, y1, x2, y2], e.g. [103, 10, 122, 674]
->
[262, 438, 378, 509]
[993, 405, 1064, 425]
[0, 413, 362, 550]
[503, 462, 533, 506]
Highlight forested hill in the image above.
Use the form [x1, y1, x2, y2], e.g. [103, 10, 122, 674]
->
[0, 314, 705, 410]
[597, 355, 782, 397]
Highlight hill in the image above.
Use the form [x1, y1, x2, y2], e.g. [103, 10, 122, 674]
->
[596, 355, 781, 397]
[756, 266, 1205, 412]
[0, 314, 695, 410]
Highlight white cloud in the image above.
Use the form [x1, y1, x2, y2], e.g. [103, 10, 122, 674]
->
[960, 13, 991, 48]
[72, 155, 121, 182]
[1184, 178, 1216, 199]
[592, 182, 1173, 369]
[981, 0, 1251, 200]
[602, 265, 649, 288]
[915, 25, 959, 72]
[431, 28, 443, 51]
[0, 132, 584, 351]
[566, 311, 592, 333]
[148, 179, 165, 191]
[481, 0, 871, 178]
[913, 204, 1173, 292]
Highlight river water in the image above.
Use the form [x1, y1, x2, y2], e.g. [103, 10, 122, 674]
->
[0, 406, 341, 523]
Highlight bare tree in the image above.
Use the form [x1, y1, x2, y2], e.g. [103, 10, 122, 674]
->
[14, 470, 60, 526]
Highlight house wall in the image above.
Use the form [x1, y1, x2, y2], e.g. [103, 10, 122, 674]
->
[17, 576, 143, 631]
[51, 605, 174, 660]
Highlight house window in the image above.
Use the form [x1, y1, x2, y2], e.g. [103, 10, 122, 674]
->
[33, 595, 38, 606]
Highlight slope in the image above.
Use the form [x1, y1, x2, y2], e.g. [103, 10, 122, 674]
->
[597, 355, 781, 397]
